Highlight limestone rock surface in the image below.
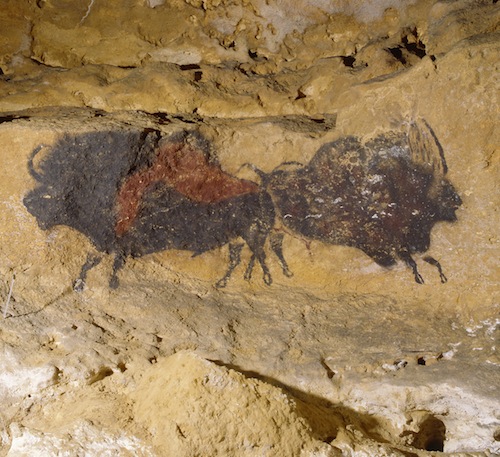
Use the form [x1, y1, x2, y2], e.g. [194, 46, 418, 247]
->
[0, 0, 499, 456]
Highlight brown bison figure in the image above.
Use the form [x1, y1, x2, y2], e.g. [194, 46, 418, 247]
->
[246, 120, 462, 284]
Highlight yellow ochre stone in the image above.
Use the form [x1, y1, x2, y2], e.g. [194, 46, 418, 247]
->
[0, 0, 498, 455]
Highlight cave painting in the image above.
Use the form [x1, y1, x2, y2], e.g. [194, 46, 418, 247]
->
[24, 130, 291, 289]
[258, 119, 462, 284]
[23, 120, 461, 289]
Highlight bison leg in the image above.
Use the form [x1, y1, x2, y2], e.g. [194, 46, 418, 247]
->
[245, 233, 293, 283]
[423, 256, 448, 283]
[216, 243, 244, 289]
[109, 253, 126, 289]
[74, 253, 102, 292]
[399, 250, 424, 284]
[270, 232, 293, 278]
[244, 254, 256, 281]
[246, 234, 272, 286]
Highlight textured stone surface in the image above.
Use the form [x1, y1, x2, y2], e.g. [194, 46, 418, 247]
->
[0, 0, 499, 456]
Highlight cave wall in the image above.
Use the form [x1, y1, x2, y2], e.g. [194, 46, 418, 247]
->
[0, 1, 499, 456]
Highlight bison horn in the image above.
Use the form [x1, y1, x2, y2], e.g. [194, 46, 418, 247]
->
[408, 119, 448, 175]
[27, 144, 49, 182]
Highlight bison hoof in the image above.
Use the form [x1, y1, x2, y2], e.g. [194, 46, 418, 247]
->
[244, 263, 254, 281]
[215, 278, 228, 289]
[263, 272, 272, 286]
[109, 276, 119, 289]
[73, 278, 85, 293]
[283, 268, 294, 278]
[440, 273, 448, 284]
[415, 273, 424, 284]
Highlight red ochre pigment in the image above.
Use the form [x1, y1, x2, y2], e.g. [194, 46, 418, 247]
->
[115, 141, 259, 236]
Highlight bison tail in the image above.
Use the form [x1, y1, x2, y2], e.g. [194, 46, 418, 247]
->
[239, 161, 306, 187]
[272, 161, 304, 172]
[238, 163, 269, 185]
[27, 144, 48, 182]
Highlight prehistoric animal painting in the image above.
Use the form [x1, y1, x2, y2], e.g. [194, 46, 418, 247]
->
[250, 119, 462, 283]
[23, 130, 292, 289]
[24, 120, 461, 289]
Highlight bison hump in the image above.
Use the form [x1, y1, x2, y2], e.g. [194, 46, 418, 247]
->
[115, 135, 259, 236]
[152, 140, 259, 202]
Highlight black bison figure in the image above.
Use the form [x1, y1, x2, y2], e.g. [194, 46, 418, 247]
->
[247, 120, 462, 284]
[23, 130, 291, 289]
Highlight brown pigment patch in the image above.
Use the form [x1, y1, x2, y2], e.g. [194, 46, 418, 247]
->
[115, 141, 259, 236]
